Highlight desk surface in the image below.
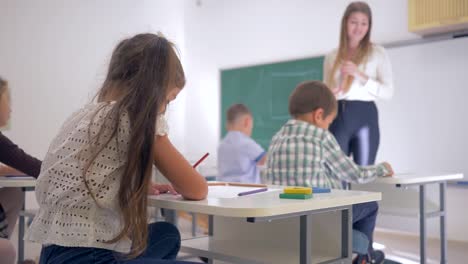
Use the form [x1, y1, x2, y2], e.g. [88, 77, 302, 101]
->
[375, 172, 463, 185]
[0, 176, 36, 187]
[149, 185, 381, 218]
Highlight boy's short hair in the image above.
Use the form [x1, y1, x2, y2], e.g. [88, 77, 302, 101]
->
[226, 104, 251, 124]
[289, 80, 337, 118]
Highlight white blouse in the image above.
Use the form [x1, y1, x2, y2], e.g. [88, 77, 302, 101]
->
[27, 102, 168, 253]
[323, 44, 394, 101]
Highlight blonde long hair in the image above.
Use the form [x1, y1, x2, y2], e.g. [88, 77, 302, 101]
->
[327, 2, 373, 93]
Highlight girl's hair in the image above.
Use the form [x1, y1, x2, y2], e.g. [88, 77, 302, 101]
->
[0, 77, 8, 96]
[83, 33, 185, 257]
[327, 1, 373, 93]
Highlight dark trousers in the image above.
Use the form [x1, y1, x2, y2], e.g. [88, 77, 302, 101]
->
[330, 101, 381, 253]
[39, 222, 197, 264]
[353, 201, 379, 253]
[330, 100, 380, 166]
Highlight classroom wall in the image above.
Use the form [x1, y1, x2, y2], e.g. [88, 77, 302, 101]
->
[182, 0, 415, 165]
[1, 0, 467, 244]
[182, 0, 468, 242]
[374, 36, 468, 242]
[0, 0, 187, 206]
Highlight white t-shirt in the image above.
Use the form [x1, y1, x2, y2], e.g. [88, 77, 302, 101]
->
[27, 102, 168, 253]
[323, 44, 394, 101]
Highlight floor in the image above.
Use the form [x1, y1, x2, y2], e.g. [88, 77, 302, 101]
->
[10, 218, 468, 263]
[374, 228, 468, 264]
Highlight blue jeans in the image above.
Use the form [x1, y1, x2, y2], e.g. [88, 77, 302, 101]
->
[39, 222, 197, 264]
[353, 201, 379, 254]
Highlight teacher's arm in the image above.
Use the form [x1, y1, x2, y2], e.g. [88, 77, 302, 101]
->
[363, 46, 394, 100]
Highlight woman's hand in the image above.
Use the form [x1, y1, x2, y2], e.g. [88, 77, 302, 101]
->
[341, 61, 369, 82]
[330, 86, 342, 95]
[340, 61, 358, 76]
[148, 182, 178, 195]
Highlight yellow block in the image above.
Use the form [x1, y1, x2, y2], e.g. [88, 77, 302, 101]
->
[283, 187, 312, 194]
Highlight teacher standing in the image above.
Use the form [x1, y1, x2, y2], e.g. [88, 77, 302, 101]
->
[324, 1, 394, 167]
[323, 2, 394, 263]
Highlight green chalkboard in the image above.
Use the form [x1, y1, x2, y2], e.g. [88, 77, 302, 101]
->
[221, 56, 325, 149]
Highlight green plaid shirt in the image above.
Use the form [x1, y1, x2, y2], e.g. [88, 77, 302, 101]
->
[265, 119, 389, 189]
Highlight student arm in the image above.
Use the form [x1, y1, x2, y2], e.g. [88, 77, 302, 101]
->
[245, 138, 266, 166]
[363, 46, 394, 100]
[256, 154, 267, 166]
[0, 132, 41, 177]
[323, 133, 392, 184]
[0, 165, 24, 176]
[153, 135, 208, 200]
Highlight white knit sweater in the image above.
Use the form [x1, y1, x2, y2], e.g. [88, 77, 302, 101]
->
[27, 102, 168, 253]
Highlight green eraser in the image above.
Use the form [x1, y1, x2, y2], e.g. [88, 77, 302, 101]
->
[279, 193, 313, 199]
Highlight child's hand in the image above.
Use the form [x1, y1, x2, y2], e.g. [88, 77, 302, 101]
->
[0, 165, 23, 176]
[382, 162, 394, 177]
[149, 182, 178, 195]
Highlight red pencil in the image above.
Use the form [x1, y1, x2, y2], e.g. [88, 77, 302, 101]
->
[192, 152, 209, 168]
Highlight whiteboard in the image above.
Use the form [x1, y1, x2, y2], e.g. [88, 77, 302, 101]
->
[376, 37, 468, 181]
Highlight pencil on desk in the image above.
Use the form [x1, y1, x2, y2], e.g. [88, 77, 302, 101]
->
[238, 187, 268, 196]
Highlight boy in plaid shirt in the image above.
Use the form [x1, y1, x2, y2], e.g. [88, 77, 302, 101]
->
[265, 80, 393, 263]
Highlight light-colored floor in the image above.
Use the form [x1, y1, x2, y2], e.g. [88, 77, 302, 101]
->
[10, 218, 468, 263]
[374, 228, 468, 264]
